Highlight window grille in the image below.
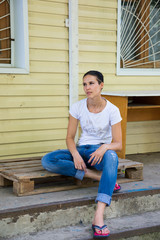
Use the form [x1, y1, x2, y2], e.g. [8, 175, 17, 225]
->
[0, 0, 11, 64]
[118, 0, 160, 74]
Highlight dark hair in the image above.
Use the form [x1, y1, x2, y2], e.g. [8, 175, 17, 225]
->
[83, 70, 104, 84]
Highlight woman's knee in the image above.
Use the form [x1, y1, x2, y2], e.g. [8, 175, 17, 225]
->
[41, 150, 58, 168]
[103, 150, 118, 167]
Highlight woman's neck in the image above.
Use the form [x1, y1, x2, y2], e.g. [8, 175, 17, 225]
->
[87, 96, 106, 113]
[87, 96, 103, 107]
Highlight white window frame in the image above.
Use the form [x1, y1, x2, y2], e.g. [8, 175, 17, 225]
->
[117, 0, 160, 76]
[0, 0, 29, 74]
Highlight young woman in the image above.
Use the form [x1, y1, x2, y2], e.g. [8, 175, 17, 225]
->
[42, 70, 122, 238]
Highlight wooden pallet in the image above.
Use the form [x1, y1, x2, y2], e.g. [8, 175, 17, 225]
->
[0, 157, 143, 196]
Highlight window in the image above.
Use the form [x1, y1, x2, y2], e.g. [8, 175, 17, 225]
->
[117, 0, 160, 75]
[0, 0, 11, 64]
[0, 0, 29, 74]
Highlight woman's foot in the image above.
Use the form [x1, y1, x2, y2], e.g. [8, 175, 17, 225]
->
[113, 183, 121, 193]
[92, 224, 110, 238]
[92, 203, 110, 236]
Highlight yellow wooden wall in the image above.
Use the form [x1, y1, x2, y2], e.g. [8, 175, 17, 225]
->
[78, 0, 160, 154]
[0, 0, 159, 160]
[0, 0, 69, 160]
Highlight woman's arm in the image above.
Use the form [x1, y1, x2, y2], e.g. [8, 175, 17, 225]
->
[88, 122, 122, 165]
[66, 114, 86, 171]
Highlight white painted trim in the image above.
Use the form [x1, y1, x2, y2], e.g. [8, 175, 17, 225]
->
[117, 0, 160, 76]
[68, 0, 79, 142]
[69, 0, 79, 107]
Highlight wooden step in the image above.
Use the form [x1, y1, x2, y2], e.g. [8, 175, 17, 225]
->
[0, 157, 143, 196]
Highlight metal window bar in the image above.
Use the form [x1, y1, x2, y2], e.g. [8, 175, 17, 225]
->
[123, 2, 160, 59]
[120, 0, 160, 69]
[0, 0, 11, 64]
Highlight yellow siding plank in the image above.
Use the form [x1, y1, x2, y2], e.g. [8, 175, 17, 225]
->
[0, 73, 68, 85]
[79, 17, 116, 31]
[30, 49, 68, 62]
[79, 5, 116, 19]
[79, 40, 116, 53]
[0, 140, 67, 157]
[29, 25, 68, 39]
[0, 96, 68, 108]
[0, 85, 68, 96]
[30, 37, 68, 50]
[79, 63, 115, 75]
[126, 121, 160, 134]
[29, 12, 67, 27]
[28, 1, 68, 15]
[79, 52, 116, 63]
[30, 61, 68, 73]
[126, 133, 160, 145]
[0, 129, 67, 144]
[0, 118, 68, 133]
[0, 153, 45, 160]
[0, 108, 68, 120]
[126, 143, 160, 154]
[33, 0, 68, 3]
[79, 29, 116, 42]
[79, 0, 117, 9]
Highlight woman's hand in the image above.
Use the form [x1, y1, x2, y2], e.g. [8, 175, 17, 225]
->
[88, 144, 108, 166]
[73, 152, 87, 172]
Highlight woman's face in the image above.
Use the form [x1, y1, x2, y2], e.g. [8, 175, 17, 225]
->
[83, 75, 104, 98]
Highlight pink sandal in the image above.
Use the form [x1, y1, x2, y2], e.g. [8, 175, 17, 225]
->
[92, 224, 110, 238]
[113, 183, 121, 193]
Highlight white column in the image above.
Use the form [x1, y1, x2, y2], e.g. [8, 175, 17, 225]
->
[69, 0, 79, 107]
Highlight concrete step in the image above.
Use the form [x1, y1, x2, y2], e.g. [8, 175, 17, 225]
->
[0, 188, 160, 238]
[4, 210, 160, 240]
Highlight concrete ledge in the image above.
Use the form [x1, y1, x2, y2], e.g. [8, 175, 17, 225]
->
[0, 188, 160, 220]
[0, 189, 160, 238]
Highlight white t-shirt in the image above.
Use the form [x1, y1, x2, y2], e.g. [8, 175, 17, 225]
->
[69, 98, 122, 146]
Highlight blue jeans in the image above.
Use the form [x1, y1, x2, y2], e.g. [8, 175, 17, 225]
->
[41, 145, 118, 206]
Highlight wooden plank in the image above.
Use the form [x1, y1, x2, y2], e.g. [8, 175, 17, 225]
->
[79, 52, 116, 63]
[0, 118, 68, 133]
[126, 142, 160, 155]
[127, 132, 160, 145]
[79, 29, 116, 42]
[0, 85, 68, 96]
[0, 107, 68, 120]
[0, 73, 69, 85]
[13, 180, 34, 195]
[0, 96, 69, 108]
[29, 25, 68, 39]
[30, 49, 68, 62]
[79, 0, 117, 9]
[29, 12, 68, 27]
[79, 17, 116, 31]
[0, 140, 66, 157]
[79, 63, 115, 75]
[79, 40, 116, 53]
[30, 61, 69, 73]
[79, 5, 116, 19]
[30, 37, 68, 50]
[0, 129, 67, 145]
[28, 1, 68, 15]
[126, 120, 160, 135]
[0, 156, 41, 163]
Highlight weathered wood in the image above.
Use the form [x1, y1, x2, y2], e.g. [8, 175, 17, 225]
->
[0, 175, 12, 187]
[0, 157, 143, 196]
[13, 180, 34, 195]
[125, 167, 143, 180]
